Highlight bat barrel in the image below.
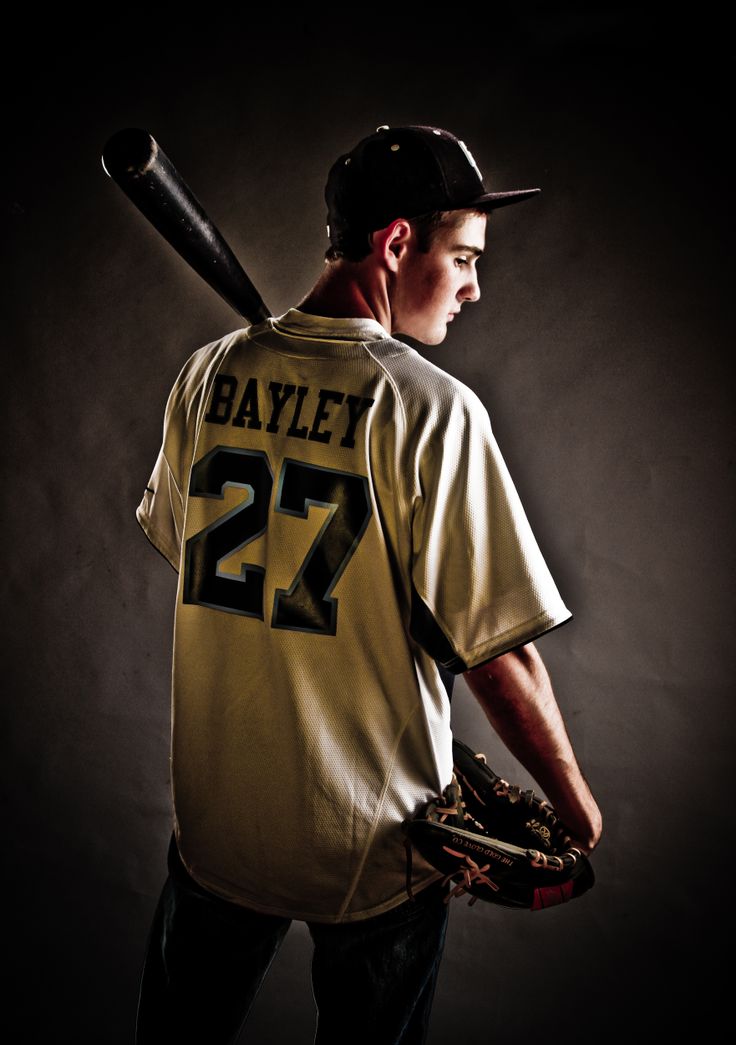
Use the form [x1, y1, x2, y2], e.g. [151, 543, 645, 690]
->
[102, 128, 271, 324]
[101, 127, 158, 179]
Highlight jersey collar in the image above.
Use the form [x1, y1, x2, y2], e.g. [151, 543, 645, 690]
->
[270, 308, 391, 343]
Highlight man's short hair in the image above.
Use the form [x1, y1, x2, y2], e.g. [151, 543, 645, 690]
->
[324, 209, 486, 264]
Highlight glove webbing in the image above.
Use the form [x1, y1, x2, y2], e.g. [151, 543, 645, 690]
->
[457, 754, 572, 853]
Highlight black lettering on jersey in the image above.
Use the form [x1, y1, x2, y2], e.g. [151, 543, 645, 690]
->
[204, 374, 237, 425]
[232, 378, 262, 430]
[308, 389, 344, 444]
[183, 449, 372, 635]
[272, 459, 372, 634]
[184, 447, 273, 618]
[203, 377, 374, 449]
[284, 386, 309, 438]
[282, 386, 309, 438]
[266, 382, 296, 433]
[341, 395, 375, 448]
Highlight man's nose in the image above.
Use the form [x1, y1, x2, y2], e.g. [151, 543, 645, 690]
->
[461, 269, 481, 303]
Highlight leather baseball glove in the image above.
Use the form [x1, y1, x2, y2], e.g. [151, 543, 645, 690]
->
[404, 737, 595, 910]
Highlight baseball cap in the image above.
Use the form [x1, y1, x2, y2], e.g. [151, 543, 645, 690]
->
[325, 124, 540, 248]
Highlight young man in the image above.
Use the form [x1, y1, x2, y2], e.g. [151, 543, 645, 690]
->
[134, 125, 601, 1044]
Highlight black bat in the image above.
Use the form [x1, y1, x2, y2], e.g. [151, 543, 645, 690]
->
[101, 127, 271, 323]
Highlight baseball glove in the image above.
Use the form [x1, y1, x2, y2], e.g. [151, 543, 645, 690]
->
[404, 737, 595, 910]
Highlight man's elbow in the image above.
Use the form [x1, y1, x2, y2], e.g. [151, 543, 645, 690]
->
[463, 643, 543, 702]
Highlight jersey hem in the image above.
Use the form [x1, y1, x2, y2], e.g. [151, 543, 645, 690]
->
[176, 851, 445, 924]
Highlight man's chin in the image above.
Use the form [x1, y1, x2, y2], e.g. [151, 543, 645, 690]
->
[416, 324, 448, 347]
[395, 322, 448, 346]
[426, 326, 448, 346]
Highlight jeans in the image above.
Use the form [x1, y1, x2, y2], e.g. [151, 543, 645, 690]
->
[135, 835, 450, 1044]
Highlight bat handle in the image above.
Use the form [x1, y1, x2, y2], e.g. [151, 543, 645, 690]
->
[102, 128, 272, 324]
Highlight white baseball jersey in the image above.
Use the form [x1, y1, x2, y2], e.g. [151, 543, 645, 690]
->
[136, 308, 572, 923]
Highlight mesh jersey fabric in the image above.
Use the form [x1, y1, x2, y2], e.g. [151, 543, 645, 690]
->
[136, 308, 572, 923]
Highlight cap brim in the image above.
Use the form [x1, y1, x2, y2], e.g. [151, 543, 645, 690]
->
[470, 188, 541, 211]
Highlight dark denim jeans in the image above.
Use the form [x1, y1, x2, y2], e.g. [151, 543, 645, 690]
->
[135, 835, 450, 1044]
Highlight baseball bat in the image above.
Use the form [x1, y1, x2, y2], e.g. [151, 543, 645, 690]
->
[101, 127, 271, 323]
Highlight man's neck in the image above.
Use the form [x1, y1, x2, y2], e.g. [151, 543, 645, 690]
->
[297, 260, 393, 332]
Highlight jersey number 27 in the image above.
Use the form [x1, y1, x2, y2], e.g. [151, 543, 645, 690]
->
[183, 446, 372, 636]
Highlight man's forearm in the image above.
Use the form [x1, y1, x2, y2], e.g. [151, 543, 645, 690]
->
[463, 642, 602, 851]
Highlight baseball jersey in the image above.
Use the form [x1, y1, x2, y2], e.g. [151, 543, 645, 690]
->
[136, 308, 572, 923]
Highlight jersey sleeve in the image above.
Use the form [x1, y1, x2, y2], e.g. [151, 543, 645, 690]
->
[136, 447, 184, 571]
[408, 383, 572, 673]
[135, 332, 241, 572]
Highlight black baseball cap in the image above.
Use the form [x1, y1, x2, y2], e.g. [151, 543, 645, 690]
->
[325, 125, 540, 248]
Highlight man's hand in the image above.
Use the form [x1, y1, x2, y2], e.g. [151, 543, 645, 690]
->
[463, 643, 603, 852]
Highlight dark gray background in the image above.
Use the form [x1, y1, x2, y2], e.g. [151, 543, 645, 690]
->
[3, 8, 732, 1042]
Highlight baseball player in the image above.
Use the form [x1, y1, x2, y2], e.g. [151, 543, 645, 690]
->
[134, 125, 602, 1044]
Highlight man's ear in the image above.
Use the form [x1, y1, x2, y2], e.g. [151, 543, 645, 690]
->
[372, 219, 412, 273]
